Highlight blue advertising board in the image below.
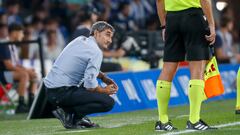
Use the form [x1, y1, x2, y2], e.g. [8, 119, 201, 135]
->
[100, 72, 149, 113]
[97, 64, 239, 114]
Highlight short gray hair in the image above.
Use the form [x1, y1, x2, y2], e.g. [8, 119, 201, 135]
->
[90, 21, 115, 36]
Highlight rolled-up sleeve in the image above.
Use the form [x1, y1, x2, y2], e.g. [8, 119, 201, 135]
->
[83, 51, 102, 89]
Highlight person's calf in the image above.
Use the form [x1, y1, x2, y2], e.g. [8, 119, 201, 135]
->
[30, 81, 38, 93]
[28, 92, 35, 108]
[14, 71, 29, 96]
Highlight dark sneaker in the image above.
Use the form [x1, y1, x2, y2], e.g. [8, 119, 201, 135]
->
[52, 108, 79, 129]
[186, 119, 217, 130]
[155, 121, 177, 131]
[235, 110, 240, 114]
[15, 104, 29, 114]
[75, 117, 100, 128]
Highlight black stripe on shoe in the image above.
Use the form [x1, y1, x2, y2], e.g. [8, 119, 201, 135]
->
[155, 121, 177, 131]
[186, 119, 217, 130]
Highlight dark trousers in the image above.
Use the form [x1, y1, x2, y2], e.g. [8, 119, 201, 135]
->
[45, 85, 115, 118]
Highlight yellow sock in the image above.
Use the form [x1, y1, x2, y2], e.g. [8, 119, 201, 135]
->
[156, 80, 171, 123]
[236, 68, 240, 109]
[188, 79, 205, 124]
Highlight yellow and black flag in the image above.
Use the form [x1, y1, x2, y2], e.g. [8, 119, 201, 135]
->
[204, 47, 224, 98]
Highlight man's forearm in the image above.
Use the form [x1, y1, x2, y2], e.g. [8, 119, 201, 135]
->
[200, 0, 215, 27]
[156, 0, 166, 26]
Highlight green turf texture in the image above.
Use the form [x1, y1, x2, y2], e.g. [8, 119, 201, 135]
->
[0, 99, 240, 135]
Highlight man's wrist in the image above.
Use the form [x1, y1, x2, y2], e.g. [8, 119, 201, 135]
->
[99, 72, 106, 80]
[102, 74, 108, 81]
[101, 73, 110, 82]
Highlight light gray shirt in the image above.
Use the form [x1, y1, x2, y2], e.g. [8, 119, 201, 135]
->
[44, 36, 103, 89]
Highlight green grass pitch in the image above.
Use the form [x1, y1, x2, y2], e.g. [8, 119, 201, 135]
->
[1, 99, 240, 135]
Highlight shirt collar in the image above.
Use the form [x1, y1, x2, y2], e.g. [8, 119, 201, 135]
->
[89, 36, 103, 50]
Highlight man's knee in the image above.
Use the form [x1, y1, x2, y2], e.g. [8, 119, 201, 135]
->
[14, 70, 29, 82]
[102, 96, 115, 112]
[20, 71, 29, 81]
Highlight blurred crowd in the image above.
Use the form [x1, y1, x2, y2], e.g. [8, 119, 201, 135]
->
[0, 0, 162, 73]
[0, 0, 239, 71]
[0, 0, 160, 113]
[214, 7, 240, 64]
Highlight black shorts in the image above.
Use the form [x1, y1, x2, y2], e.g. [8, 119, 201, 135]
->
[163, 8, 210, 62]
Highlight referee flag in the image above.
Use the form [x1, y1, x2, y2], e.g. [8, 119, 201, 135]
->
[204, 56, 224, 98]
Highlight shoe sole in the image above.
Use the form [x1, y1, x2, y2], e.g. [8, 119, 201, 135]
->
[186, 127, 217, 130]
[155, 128, 177, 132]
[155, 129, 165, 132]
[86, 125, 100, 129]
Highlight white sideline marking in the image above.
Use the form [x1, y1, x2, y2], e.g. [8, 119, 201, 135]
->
[42, 121, 240, 135]
[34, 128, 90, 135]
[175, 115, 189, 119]
[162, 121, 240, 135]
[214, 122, 240, 128]
[56, 130, 90, 134]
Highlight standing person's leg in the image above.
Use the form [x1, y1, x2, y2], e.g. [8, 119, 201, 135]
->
[183, 8, 216, 130]
[236, 67, 240, 114]
[156, 62, 178, 124]
[188, 61, 207, 124]
[155, 11, 185, 131]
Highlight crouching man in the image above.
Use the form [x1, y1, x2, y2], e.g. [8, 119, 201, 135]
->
[44, 21, 118, 129]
